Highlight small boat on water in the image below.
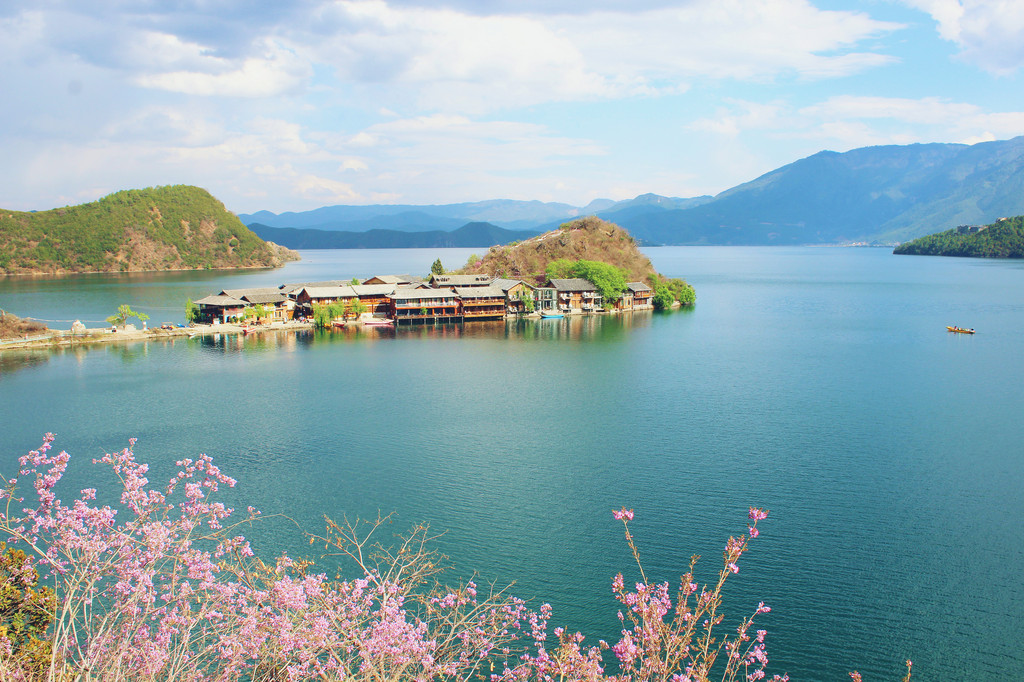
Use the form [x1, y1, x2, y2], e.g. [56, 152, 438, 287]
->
[947, 326, 975, 334]
[540, 312, 564, 319]
[363, 318, 394, 326]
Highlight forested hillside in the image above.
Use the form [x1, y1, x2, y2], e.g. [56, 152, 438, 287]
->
[893, 216, 1024, 258]
[0, 186, 296, 275]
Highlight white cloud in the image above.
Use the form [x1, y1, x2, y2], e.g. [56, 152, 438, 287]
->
[692, 95, 1024, 154]
[801, 96, 1024, 138]
[295, 0, 900, 112]
[902, 0, 1024, 73]
[293, 175, 362, 202]
[134, 38, 311, 97]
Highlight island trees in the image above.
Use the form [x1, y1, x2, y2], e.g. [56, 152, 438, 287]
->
[106, 304, 149, 329]
[184, 298, 199, 324]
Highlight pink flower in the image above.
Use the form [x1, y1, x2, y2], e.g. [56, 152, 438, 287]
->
[749, 507, 768, 521]
[727, 563, 739, 574]
[612, 507, 634, 521]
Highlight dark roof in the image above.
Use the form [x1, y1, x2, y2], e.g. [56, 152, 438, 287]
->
[491, 278, 532, 293]
[280, 280, 351, 294]
[390, 289, 457, 301]
[627, 282, 652, 293]
[240, 292, 289, 305]
[453, 286, 506, 298]
[221, 287, 281, 299]
[548, 278, 596, 292]
[295, 285, 357, 299]
[430, 274, 494, 286]
[350, 284, 397, 296]
[365, 274, 425, 285]
[195, 294, 245, 307]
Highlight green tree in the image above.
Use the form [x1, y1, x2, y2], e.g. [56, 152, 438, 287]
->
[571, 260, 628, 309]
[664, 278, 696, 306]
[242, 304, 268, 322]
[652, 284, 675, 310]
[0, 543, 56, 677]
[349, 298, 368, 319]
[545, 258, 575, 280]
[431, 258, 446, 275]
[350, 277, 360, 285]
[106, 304, 149, 328]
[311, 303, 332, 329]
[184, 298, 199, 324]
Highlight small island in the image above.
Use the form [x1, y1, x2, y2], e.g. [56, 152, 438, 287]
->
[894, 215, 1024, 258]
[0, 185, 298, 275]
[191, 217, 694, 328]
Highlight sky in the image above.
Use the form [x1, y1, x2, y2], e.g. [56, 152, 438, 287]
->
[3, 0, 1024, 214]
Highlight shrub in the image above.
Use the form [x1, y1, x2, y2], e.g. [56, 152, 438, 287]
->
[0, 436, 906, 681]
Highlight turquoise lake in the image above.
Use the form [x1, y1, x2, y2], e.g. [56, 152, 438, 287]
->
[1, 246, 1022, 680]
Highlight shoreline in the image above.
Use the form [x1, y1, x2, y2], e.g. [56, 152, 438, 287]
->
[0, 305, 672, 352]
[0, 320, 314, 351]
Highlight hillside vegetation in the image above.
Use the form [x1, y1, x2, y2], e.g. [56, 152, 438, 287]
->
[456, 217, 657, 283]
[454, 216, 694, 307]
[894, 215, 1024, 258]
[0, 186, 297, 275]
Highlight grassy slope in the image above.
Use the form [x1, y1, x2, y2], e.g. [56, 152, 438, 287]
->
[455, 216, 663, 285]
[0, 186, 286, 274]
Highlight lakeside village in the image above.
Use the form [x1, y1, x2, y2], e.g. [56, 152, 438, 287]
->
[194, 272, 656, 328]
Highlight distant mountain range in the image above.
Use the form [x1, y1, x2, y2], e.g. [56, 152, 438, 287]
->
[248, 221, 538, 249]
[241, 136, 1024, 247]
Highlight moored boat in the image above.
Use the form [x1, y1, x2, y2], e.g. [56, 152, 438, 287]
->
[363, 318, 394, 326]
[540, 311, 564, 319]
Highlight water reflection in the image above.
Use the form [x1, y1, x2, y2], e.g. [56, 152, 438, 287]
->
[0, 311, 676, 378]
[0, 350, 51, 376]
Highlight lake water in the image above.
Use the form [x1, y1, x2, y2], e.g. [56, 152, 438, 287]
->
[2, 247, 1022, 681]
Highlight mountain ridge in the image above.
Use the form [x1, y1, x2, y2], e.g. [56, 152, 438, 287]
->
[240, 136, 1024, 246]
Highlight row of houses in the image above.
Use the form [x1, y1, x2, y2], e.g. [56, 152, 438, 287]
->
[193, 273, 653, 325]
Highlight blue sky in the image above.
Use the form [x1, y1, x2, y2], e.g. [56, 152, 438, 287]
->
[3, 0, 1023, 213]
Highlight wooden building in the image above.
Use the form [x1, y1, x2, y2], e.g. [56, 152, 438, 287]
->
[194, 294, 247, 324]
[492, 278, 536, 314]
[454, 286, 507, 319]
[221, 288, 294, 322]
[546, 278, 602, 313]
[350, 284, 398, 315]
[389, 289, 460, 324]
[293, 286, 357, 315]
[626, 282, 653, 309]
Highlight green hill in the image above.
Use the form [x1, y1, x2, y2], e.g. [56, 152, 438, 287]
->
[893, 216, 1024, 258]
[456, 216, 663, 284]
[0, 185, 297, 275]
[455, 216, 695, 307]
